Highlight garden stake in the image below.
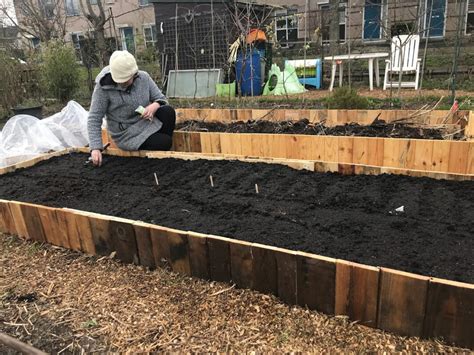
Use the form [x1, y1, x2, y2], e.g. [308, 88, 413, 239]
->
[154, 173, 159, 186]
[255, 183, 259, 194]
[210, 175, 214, 187]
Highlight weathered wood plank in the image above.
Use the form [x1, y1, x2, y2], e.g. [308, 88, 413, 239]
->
[251, 244, 278, 296]
[296, 252, 336, 314]
[275, 250, 298, 305]
[423, 278, 474, 349]
[150, 225, 171, 269]
[377, 268, 429, 337]
[19, 203, 46, 242]
[207, 236, 232, 283]
[335, 260, 379, 328]
[187, 231, 210, 279]
[0, 200, 15, 235]
[133, 222, 156, 269]
[230, 241, 253, 289]
[167, 230, 191, 276]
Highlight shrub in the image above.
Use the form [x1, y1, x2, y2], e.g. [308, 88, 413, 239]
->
[41, 40, 80, 102]
[0, 53, 25, 110]
[325, 87, 370, 109]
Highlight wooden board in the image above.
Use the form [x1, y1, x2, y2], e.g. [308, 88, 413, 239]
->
[149, 225, 172, 269]
[62, 209, 96, 255]
[187, 231, 210, 279]
[229, 240, 254, 289]
[423, 278, 474, 349]
[175, 109, 460, 126]
[108, 218, 138, 264]
[19, 203, 46, 242]
[251, 243, 278, 296]
[7, 201, 29, 238]
[275, 249, 298, 305]
[0, 199, 15, 235]
[37, 207, 70, 249]
[133, 222, 156, 269]
[167, 230, 191, 276]
[172, 132, 474, 178]
[207, 236, 232, 283]
[87, 213, 113, 257]
[296, 252, 336, 314]
[377, 268, 429, 337]
[335, 260, 379, 328]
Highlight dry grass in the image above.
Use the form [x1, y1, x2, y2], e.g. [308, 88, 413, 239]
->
[0, 234, 467, 353]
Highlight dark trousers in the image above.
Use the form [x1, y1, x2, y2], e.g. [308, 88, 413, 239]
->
[139, 105, 176, 151]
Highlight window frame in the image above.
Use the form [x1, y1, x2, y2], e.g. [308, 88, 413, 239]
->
[362, 0, 388, 42]
[318, 1, 347, 44]
[65, 0, 80, 17]
[143, 24, 157, 48]
[423, 0, 447, 38]
[465, 0, 474, 35]
[274, 8, 299, 48]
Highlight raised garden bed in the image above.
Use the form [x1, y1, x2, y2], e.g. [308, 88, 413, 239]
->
[1, 150, 473, 349]
[176, 119, 463, 140]
[0, 152, 472, 283]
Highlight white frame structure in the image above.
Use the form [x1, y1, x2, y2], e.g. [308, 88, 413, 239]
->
[466, 0, 474, 35]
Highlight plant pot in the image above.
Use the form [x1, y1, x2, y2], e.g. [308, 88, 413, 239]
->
[12, 105, 43, 119]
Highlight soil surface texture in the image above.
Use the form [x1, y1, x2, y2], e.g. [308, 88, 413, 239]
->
[176, 119, 462, 140]
[0, 153, 473, 283]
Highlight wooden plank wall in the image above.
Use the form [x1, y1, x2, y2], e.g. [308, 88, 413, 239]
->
[0, 199, 472, 349]
[172, 132, 474, 175]
[176, 109, 464, 126]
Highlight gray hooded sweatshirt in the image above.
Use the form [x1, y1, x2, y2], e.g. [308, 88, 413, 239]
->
[87, 66, 168, 151]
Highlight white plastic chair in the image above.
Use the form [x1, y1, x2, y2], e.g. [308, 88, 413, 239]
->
[383, 35, 421, 90]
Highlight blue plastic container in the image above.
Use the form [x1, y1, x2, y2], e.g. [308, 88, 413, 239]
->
[235, 50, 263, 96]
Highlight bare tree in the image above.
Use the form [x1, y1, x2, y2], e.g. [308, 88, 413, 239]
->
[2, 0, 67, 42]
[78, 0, 109, 65]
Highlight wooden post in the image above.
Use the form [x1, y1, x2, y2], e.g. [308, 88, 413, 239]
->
[187, 231, 210, 279]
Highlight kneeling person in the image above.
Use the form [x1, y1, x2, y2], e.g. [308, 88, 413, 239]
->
[87, 50, 175, 167]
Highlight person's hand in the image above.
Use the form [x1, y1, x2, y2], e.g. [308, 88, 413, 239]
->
[142, 102, 160, 120]
[91, 149, 102, 167]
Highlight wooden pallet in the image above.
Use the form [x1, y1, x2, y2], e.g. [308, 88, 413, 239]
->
[0, 149, 473, 349]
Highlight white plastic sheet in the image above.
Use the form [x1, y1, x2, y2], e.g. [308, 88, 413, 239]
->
[0, 101, 89, 167]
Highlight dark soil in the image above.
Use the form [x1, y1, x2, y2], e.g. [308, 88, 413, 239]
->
[176, 119, 463, 140]
[0, 153, 473, 283]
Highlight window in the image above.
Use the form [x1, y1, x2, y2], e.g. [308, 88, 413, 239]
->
[143, 24, 157, 47]
[30, 37, 40, 49]
[71, 32, 85, 61]
[363, 0, 387, 40]
[275, 9, 298, 48]
[65, 0, 80, 16]
[120, 27, 135, 53]
[90, 0, 98, 5]
[319, 3, 346, 43]
[40, 0, 55, 19]
[424, 0, 446, 37]
[139, 0, 149, 6]
[466, 0, 474, 34]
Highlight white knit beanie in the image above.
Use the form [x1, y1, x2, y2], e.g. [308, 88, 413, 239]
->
[109, 50, 138, 83]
